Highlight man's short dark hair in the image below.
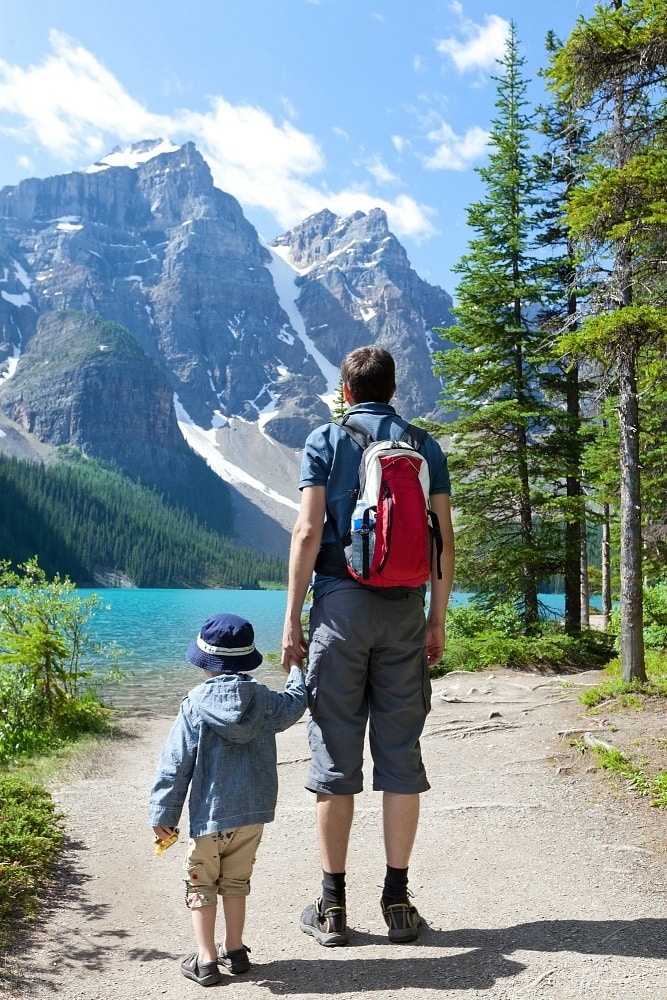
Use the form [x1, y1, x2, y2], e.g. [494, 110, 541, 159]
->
[341, 346, 396, 403]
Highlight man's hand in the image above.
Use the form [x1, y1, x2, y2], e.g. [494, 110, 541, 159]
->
[281, 622, 308, 673]
[425, 620, 445, 667]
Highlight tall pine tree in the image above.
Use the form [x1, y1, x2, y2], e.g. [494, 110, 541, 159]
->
[433, 24, 557, 630]
[548, 0, 667, 679]
[534, 31, 595, 632]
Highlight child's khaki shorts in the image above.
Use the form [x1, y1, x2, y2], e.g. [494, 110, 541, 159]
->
[183, 824, 264, 906]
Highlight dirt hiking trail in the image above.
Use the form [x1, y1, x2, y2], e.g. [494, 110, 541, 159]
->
[4, 668, 667, 1000]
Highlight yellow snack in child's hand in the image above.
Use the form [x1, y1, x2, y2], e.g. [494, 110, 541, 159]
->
[154, 828, 179, 855]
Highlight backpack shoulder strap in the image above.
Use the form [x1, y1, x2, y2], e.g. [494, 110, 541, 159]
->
[400, 423, 427, 451]
[336, 414, 374, 451]
[338, 415, 428, 452]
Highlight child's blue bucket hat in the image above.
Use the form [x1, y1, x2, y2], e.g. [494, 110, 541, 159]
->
[186, 613, 263, 674]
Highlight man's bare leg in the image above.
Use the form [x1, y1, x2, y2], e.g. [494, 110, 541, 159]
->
[316, 792, 354, 871]
[382, 792, 419, 867]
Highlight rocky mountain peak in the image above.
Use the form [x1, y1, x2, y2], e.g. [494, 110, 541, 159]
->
[273, 206, 404, 273]
[0, 141, 455, 556]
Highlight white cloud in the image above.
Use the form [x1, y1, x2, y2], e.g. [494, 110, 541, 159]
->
[331, 125, 350, 141]
[436, 13, 509, 73]
[326, 190, 436, 241]
[423, 120, 489, 170]
[0, 31, 437, 242]
[365, 157, 399, 185]
[392, 134, 408, 154]
[17, 154, 34, 171]
[278, 95, 298, 120]
[0, 31, 167, 159]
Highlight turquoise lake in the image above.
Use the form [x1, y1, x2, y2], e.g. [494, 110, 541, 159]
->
[82, 589, 595, 714]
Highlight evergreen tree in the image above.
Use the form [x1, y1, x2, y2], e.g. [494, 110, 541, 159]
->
[433, 24, 555, 630]
[534, 31, 595, 632]
[332, 379, 347, 420]
[0, 455, 286, 589]
[548, 0, 667, 680]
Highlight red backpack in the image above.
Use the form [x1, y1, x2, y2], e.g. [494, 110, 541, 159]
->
[334, 415, 443, 589]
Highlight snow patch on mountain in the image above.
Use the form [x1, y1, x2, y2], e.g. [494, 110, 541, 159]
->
[266, 245, 339, 408]
[86, 139, 181, 173]
[174, 395, 299, 512]
[0, 346, 21, 383]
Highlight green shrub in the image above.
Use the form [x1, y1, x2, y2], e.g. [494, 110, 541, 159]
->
[0, 670, 111, 763]
[591, 745, 667, 809]
[608, 582, 667, 651]
[579, 650, 667, 708]
[0, 776, 64, 949]
[434, 601, 614, 675]
[0, 558, 112, 762]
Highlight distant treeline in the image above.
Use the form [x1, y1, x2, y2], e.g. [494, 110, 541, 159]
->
[0, 454, 286, 589]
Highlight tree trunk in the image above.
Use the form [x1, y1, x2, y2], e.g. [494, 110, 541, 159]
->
[618, 346, 646, 681]
[601, 503, 612, 629]
[564, 359, 582, 632]
[564, 502, 582, 632]
[610, 34, 645, 681]
[580, 525, 590, 628]
[514, 337, 539, 630]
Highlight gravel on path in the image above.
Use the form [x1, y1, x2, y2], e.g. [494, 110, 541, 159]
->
[5, 669, 667, 1000]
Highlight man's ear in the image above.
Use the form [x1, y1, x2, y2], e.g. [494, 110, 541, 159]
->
[343, 383, 353, 404]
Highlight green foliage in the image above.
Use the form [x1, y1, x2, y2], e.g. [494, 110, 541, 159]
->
[640, 584, 667, 649]
[559, 306, 667, 364]
[578, 650, 667, 708]
[0, 776, 64, 949]
[332, 379, 347, 420]
[591, 745, 667, 809]
[0, 559, 111, 762]
[606, 583, 667, 652]
[433, 601, 613, 676]
[0, 454, 286, 589]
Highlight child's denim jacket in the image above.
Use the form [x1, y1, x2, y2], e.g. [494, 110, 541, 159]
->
[149, 666, 306, 837]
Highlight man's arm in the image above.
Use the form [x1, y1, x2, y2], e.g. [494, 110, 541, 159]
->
[281, 485, 326, 672]
[426, 493, 455, 667]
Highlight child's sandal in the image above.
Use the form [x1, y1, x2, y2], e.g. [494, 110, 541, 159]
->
[180, 952, 222, 986]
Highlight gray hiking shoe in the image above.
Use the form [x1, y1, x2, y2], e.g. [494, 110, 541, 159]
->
[381, 898, 423, 943]
[300, 898, 349, 947]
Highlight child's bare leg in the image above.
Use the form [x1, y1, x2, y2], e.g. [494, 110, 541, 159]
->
[222, 895, 246, 952]
[190, 902, 218, 964]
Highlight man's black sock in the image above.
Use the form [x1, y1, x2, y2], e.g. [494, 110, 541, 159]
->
[382, 865, 409, 908]
[321, 870, 346, 910]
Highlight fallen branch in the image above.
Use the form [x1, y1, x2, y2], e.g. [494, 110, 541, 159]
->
[557, 728, 607, 738]
[583, 733, 618, 752]
[528, 968, 557, 988]
[424, 720, 519, 739]
[516, 697, 572, 713]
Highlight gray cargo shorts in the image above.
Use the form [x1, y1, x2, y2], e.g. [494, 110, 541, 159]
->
[304, 580, 431, 795]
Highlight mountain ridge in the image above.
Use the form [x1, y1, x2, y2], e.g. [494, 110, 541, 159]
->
[0, 139, 454, 563]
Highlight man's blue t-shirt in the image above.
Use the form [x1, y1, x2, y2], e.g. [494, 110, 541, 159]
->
[299, 402, 451, 598]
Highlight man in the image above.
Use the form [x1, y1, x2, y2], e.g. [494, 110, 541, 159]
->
[281, 346, 454, 947]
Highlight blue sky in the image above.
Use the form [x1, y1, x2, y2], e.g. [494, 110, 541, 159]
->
[0, 1, 593, 296]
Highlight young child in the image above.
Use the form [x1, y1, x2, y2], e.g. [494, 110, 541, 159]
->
[149, 612, 307, 987]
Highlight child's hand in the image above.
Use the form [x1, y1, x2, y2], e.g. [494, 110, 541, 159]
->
[152, 825, 175, 840]
[152, 826, 179, 854]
